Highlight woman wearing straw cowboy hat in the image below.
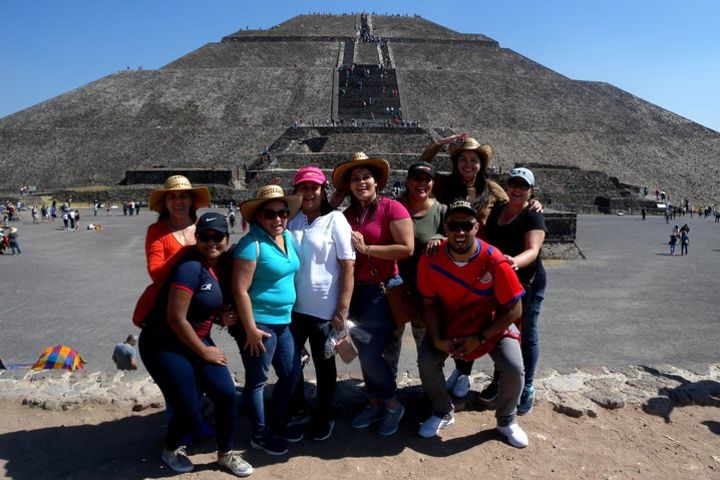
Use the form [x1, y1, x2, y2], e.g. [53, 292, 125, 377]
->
[332, 152, 414, 436]
[230, 184, 303, 456]
[146, 175, 212, 283]
[421, 134, 542, 401]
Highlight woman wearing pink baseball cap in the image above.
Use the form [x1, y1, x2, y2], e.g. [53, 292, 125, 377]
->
[286, 166, 356, 441]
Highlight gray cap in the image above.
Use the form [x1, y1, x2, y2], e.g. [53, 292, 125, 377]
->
[508, 167, 535, 187]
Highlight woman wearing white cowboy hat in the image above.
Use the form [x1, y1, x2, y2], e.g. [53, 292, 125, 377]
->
[145, 175, 211, 283]
[230, 184, 304, 456]
[332, 152, 414, 437]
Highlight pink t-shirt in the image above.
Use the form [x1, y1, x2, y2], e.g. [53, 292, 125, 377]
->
[344, 197, 411, 282]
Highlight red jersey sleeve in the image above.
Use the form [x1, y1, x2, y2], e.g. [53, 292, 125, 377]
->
[490, 249, 525, 307]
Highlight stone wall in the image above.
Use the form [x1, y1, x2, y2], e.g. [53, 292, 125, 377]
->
[123, 169, 234, 186]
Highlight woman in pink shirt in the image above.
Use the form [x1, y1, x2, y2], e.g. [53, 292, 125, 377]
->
[332, 152, 414, 437]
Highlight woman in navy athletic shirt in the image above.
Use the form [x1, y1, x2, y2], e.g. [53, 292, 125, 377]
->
[139, 212, 253, 477]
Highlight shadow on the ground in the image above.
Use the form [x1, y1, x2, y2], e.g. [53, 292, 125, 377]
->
[0, 410, 176, 480]
[639, 365, 720, 424]
[701, 420, 720, 435]
[0, 379, 515, 478]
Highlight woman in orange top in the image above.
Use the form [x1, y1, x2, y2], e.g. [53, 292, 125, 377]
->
[145, 175, 212, 283]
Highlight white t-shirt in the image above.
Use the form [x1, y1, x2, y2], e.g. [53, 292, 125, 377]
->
[289, 210, 356, 320]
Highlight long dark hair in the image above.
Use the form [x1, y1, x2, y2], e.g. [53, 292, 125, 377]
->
[436, 156, 490, 208]
[346, 165, 383, 212]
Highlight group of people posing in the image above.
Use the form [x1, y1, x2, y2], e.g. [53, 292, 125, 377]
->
[133, 134, 548, 477]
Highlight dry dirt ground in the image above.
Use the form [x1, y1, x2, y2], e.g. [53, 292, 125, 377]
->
[1, 398, 718, 480]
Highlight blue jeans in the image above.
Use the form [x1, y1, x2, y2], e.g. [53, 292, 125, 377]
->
[138, 329, 237, 451]
[521, 281, 545, 388]
[231, 322, 299, 437]
[349, 280, 398, 401]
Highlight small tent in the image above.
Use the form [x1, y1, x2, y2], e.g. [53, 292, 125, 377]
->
[32, 345, 85, 371]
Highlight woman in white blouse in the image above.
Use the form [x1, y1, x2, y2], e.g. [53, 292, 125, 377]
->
[287, 166, 355, 441]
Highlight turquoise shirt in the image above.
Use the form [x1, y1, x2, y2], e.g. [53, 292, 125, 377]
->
[234, 225, 300, 325]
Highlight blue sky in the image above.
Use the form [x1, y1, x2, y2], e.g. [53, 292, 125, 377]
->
[1, 0, 719, 132]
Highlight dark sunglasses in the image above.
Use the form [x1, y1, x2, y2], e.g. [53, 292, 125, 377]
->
[507, 180, 531, 191]
[197, 231, 226, 243]
[261, 208, 290, 220]
[446, 221, 477, 233]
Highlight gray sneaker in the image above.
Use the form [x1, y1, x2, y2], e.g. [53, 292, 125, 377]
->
[351, 403, 384, 429]
[378, 404, 404, 436]
[161, 445, 193, 473]
[218, 451, 254, 477]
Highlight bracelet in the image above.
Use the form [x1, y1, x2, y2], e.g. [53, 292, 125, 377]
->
[366, 245, 371, 256]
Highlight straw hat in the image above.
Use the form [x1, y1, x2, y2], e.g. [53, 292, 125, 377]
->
[448, 138, 493, 170]
[148, 175, 211, 213]
[239, 184, 302, 222]
[9, 227, 18, 234]
[332, 152, 390, 191]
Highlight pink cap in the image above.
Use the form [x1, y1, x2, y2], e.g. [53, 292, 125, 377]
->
[293, 166, 327, 186]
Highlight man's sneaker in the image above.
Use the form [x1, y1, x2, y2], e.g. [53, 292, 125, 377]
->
[311, 418, 335, 441]
[378, 404, 404, 436]
[287, 409, 311, 427]
[496, 422, 529, 448]
[418, 412, 455, 438]
[452, 374, 470, 398]
[250, 433, 288, 456]
[278, 424, 304, 443]
[445, 368, 461, 391]
[161, 446, 193, 473]
[478, 378, 499, 402]
[351, 403, 384, 429]
[218, 451, 254, 477]
[517, 385, 535, 415]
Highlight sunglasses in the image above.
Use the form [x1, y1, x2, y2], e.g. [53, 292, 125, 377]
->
[197, 231, 226, 243]
[446, 221, 477, 233]
[261, 208, 290, 220]
[507, 181, 531, 191]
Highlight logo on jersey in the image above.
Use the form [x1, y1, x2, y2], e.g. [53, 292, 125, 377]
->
[478, 272, 493, 285]
[200, 283, 212, 291]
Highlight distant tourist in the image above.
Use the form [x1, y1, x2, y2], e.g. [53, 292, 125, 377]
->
[7, 226, 21, 255]
[680, 224, 690, 256]
[111, 334, 138, 370]
[669, 225, 679, 255]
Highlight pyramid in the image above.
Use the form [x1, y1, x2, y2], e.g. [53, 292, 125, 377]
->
[1, 13, 718, 205]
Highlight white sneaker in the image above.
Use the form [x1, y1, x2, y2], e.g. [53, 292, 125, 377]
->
[161, 445, 194, 473]
[218, 450, 254, 477]
[418, 413, 455, 438]
[445, 368, 460, 391]
[496, 422, 529, 448]
[452, 374, 470, 398]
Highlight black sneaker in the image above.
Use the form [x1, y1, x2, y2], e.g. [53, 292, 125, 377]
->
[278, 424, 304, 443]
[311, 418, 335, 441]
[287, 409, 311, 427]
[250, 433, 288, 456]
[478, 379, 499, 402]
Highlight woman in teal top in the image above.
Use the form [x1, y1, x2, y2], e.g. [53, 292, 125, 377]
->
[231, 185, 303, 456]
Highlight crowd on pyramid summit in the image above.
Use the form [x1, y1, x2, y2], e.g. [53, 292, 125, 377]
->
[128, 133, 550, 476]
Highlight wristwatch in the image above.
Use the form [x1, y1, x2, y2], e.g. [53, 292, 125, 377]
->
[476, 332, 487, 344]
